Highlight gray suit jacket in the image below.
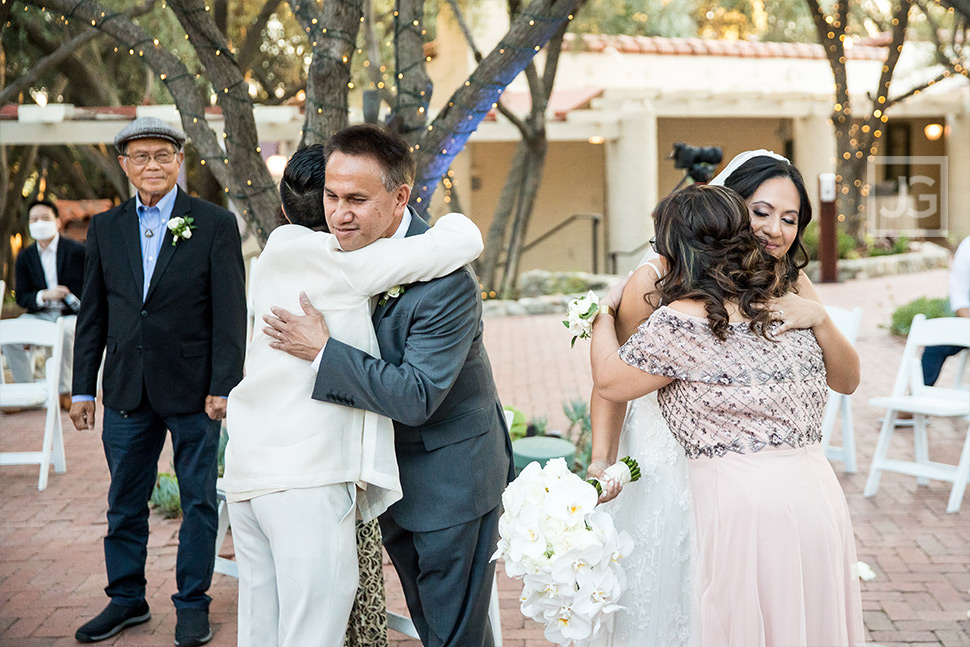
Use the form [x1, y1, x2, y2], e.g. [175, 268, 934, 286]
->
[313, 212, 514, 532]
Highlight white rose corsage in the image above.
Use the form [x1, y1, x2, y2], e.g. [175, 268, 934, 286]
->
[167, 216, 196, 246]
[379, 284, 406, 306]
[563, 290, 601, 347]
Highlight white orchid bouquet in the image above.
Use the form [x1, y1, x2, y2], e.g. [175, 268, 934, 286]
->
[562, 291, 600, 347]
[492, 457, 638, 646]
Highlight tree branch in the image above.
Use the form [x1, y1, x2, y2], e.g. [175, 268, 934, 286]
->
[167, 0, 278, 238]
[289, 0, 363, 145]
[391, 0, 433, 137]
[410, 0, 583, 209]
[444, 0, 528, 136]
[0, 29, 99, 105]
[237, 0, 282, 71]
[25, 0, 275, 241]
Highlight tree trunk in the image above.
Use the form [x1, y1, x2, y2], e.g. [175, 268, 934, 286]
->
[500, 138, 547, 298]
[478, 141, 529, 289]
[167, 0, 279, 241]
[391, 0, 433, 143]
[0, 145, 40, 290]
[290, 0, 363, 146]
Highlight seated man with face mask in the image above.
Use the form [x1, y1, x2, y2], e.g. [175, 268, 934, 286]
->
[2, 199, 85, 410]
[222, 144, 484, 647]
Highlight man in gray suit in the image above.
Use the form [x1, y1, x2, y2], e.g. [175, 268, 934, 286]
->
[264, 125, 513, 647]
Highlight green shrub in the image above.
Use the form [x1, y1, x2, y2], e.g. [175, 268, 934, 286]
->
[528, 415, 548, 437]
[562, 399, 592, 475]
[150, 472, 181, 519]
[867, 235, 910, 257]
[503, 406, 528, 442]
[218, 424, 229, 477]
[801, 222, 857, 261]
[890, 297, 952, 336]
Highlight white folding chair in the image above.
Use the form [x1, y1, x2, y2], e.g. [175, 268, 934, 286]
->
[213, 478, 238, 577]
[0, 317, 68, 490]
[864, 315, 970, 512]
[953, 349, 968, 389]
[820, 306, 863, 473]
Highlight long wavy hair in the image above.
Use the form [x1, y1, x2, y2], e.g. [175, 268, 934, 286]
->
[722, 156, 812, 284]
[652, 184, 794, 341]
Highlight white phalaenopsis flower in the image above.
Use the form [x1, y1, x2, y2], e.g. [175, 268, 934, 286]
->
[562, 291, 601, 347]
[493, 458, 636, 646]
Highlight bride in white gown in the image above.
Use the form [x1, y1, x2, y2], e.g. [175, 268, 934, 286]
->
[588, 252, 692, 647]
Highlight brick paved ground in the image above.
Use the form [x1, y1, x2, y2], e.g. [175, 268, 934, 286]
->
[2, 268, 967, 647]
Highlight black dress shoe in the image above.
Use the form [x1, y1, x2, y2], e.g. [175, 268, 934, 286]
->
[75, 601, 151, 643]
[174, 608, 212, 647]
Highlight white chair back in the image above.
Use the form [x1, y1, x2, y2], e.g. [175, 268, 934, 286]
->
[894, 315, 970, 398]
[0, 317, 68, 490]
[819, 306, 863, 473]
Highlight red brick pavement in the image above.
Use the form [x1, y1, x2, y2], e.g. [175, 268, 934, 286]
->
[2, 268, 967, 647]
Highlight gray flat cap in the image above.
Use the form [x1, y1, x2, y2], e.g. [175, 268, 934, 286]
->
[114, 116, 186, 152]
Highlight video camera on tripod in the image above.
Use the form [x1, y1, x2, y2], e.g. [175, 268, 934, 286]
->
[667, 143, 723, 193]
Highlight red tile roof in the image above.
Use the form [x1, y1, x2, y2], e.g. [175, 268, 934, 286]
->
[561, 33, 886, 60]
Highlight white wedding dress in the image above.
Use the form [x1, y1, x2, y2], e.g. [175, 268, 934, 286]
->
[596, 255, 692, 647]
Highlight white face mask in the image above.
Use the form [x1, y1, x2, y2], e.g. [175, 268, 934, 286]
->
[29, 220, 58, 241]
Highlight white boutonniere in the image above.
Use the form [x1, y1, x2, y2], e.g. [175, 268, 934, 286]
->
[167, 216, 196, 246]
[379, 284, 405, 306]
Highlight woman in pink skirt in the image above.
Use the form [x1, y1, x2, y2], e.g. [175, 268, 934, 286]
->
[591, 183, 864, 647]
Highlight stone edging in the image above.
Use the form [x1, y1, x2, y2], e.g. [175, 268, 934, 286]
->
[483, 242, 951, 318]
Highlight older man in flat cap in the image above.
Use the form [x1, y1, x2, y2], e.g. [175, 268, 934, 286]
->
[70, 116, 246, 646]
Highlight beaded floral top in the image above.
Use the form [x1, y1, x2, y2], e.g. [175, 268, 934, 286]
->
[618, 306, 828, 460]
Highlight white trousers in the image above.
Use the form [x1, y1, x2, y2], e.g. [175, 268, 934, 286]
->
[229, 485, 359, 647]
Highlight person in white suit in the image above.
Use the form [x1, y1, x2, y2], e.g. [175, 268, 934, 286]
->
[223, 145, 484, 647]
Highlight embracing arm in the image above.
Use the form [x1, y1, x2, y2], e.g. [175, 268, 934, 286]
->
[774, 272, 860, 394]
[313, 270, 479, 426]
[342, 213, 484, 296]
[589, 264, 662, 476]
[590, 277, 672, 405]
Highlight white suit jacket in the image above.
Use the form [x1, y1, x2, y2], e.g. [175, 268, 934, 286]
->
[223, 213, 483, 522]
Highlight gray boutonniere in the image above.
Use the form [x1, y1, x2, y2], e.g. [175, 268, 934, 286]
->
[167, 216, 196, 246]
[379, 284, 405, 306]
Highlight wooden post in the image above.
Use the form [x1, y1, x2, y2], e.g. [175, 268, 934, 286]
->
[818, 173, 838, 283]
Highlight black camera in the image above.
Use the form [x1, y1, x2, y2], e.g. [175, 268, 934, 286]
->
[669, 143, 723, 184]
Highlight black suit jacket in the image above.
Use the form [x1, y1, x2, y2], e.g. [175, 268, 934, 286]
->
[15, 236, 85, 315]
[73, 188, 247, 416]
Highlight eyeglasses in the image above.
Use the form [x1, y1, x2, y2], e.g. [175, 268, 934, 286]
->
[125, 150, 177, 166]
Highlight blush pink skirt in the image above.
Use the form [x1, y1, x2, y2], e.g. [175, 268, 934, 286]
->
[687, 444, 865, 647]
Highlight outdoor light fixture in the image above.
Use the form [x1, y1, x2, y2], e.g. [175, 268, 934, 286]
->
[923, 123, 944, 141]
[265, 154, 288, 177]
[588, 135, 605, 145]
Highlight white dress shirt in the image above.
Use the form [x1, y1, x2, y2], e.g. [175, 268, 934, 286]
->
[35, 234, 60, 309]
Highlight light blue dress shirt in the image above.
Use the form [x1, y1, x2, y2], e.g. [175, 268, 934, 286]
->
[136, 186, 178, 301]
